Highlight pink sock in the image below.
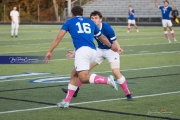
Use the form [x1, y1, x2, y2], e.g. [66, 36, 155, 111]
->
[89, 74, 108, 84]
[64, 84, 77, 102]
[128, 27, 130, 31]
[164, 31, 169, 40]
[135, 26, 138, 30]
[171, 31, 175, 39]
[78, 77, 82, 88]
[117, 76, 130, 95]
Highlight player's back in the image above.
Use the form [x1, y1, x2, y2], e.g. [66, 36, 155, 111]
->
[62, 16, 99, 50]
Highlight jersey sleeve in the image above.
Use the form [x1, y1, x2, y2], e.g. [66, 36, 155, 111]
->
[60, 20, 70, 32]
[10, 11, 12, 16]
[106, 24, 117, 41]
[158, 6, 163, 9]
[132, 9, 135, 13]
[94, 23, 102, 37]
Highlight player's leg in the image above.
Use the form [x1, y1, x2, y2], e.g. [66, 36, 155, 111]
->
[168, 20, 177, 42]
[58, 47, 117, 108]
[162, 20, 171, 43]
[62, 48, 104, 97]
[127, 20, 131, 33]
[106, 49, 132, 100]
[133, 20, 139, 32]
[15, 23, 19, 37]
[62, 62, 99, 97]
[11, 23, 15, 37]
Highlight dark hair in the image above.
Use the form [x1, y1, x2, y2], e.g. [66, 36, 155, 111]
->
[71, 6, 83, 16]
[164, 0, 169, 4]
[90, 11, 103, 18]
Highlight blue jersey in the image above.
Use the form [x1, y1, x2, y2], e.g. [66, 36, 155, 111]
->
[159, 6, 172, 20]
[95, 22, 117, 49]
[61, 16, 102, 50]
[128, 9, 135, 20]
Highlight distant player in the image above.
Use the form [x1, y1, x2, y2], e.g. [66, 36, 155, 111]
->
[10, 6, 20, 37]
[127, 5, 139, 33]
[154, 0, 177, 43]
[45, 6, 123, 108]
[172, 7, 179, 24]
[62, 11, 133, 101]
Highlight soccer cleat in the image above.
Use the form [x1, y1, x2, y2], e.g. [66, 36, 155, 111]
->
[168, 39, 171, 43]
[127, 31, 130, 33]
[62, 88, 78, 98]
[108, 75, 118, 91]
[174, 38, 177, 42]
[126, 94, 133, 101]
[57, 99, 69, 108]
[15, 36, 18, 37]
[136, 30, 139, 32]
[11, 36, 13, 37]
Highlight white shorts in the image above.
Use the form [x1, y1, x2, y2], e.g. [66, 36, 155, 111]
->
[162, 20, 172, 27]
[128, 19, 136, 24]
[95, 48, 120, 65]
[74, 46, 97, 72]
[11, 22, 19, 29]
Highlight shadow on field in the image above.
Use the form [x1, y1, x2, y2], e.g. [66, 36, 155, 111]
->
[71, 106, 180, 120]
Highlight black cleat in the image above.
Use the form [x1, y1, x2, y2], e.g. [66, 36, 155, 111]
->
[62, 87, 79, 98]
[11, 36, 13, 37]
[126, 94, 133, 101]
[15, 36, 18, 37]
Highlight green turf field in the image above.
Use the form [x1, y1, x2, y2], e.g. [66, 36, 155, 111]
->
[0, 25, 180, 120]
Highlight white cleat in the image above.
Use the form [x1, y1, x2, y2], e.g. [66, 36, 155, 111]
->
[57, 99, 69, 108]
[174, 38, 177, 42]
[127, 31, 130, 33]
[168, 40, 171, 43]
[108, 75, 118, 91]
[136, 30, 139, 32]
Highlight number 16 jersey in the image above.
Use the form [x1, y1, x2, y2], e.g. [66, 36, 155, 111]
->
[61, 16, 102, 50]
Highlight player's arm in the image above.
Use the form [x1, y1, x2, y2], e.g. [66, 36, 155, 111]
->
[154, 0, 158, 8]
[45, 30, 66, 63]
[98, 35, 118, 52]
[10, 12, 14, 23]
[113, 40, 124, 55]
[18, 12, 20, 24]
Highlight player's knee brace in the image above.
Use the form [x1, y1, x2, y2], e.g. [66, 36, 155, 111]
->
[110, 62, 120, 69]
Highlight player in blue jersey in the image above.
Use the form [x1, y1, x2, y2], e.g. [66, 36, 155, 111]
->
[154, 0, 177, 43]
[127, 5, 139, 33]
[62, 11, 133, 101]
[45, 6, 123, 108]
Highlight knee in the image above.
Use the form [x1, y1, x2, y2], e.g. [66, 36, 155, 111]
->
[78, 72, 90, 83]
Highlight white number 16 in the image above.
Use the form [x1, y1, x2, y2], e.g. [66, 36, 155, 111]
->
[76, 22, 91, 34]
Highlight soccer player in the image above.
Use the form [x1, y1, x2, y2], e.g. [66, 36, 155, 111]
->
[62, 11, 133, 101]
[172, 7, 179, 24]
[154, 0, 177, 43]
[10, 6, 20, 37]
[127, 5, 139, 33]
[45, 6, 123, 108]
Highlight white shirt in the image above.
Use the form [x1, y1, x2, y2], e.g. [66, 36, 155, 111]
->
[10, 10, 19, 23]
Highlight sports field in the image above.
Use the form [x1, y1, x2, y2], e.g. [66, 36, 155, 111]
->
[0, 25, 180, 120]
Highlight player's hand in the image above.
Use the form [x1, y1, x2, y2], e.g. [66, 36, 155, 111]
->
[110, 44, 118, 52]
[117, 48, 124, 55]
[45, 51, 52, 63]
[66, 50, 75, 59]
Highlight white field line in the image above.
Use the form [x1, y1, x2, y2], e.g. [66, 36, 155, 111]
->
[0, 64, 180, 82]
[0, 91, 179, 114]
[50, 51, 180, 61]
[1, 41, 180, 48]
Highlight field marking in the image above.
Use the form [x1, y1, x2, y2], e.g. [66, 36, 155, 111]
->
[0, 91, 179, 114]
[0, 64, 180, 82]
[1, 41, 180, 48]
[50, 51, 180, 61]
